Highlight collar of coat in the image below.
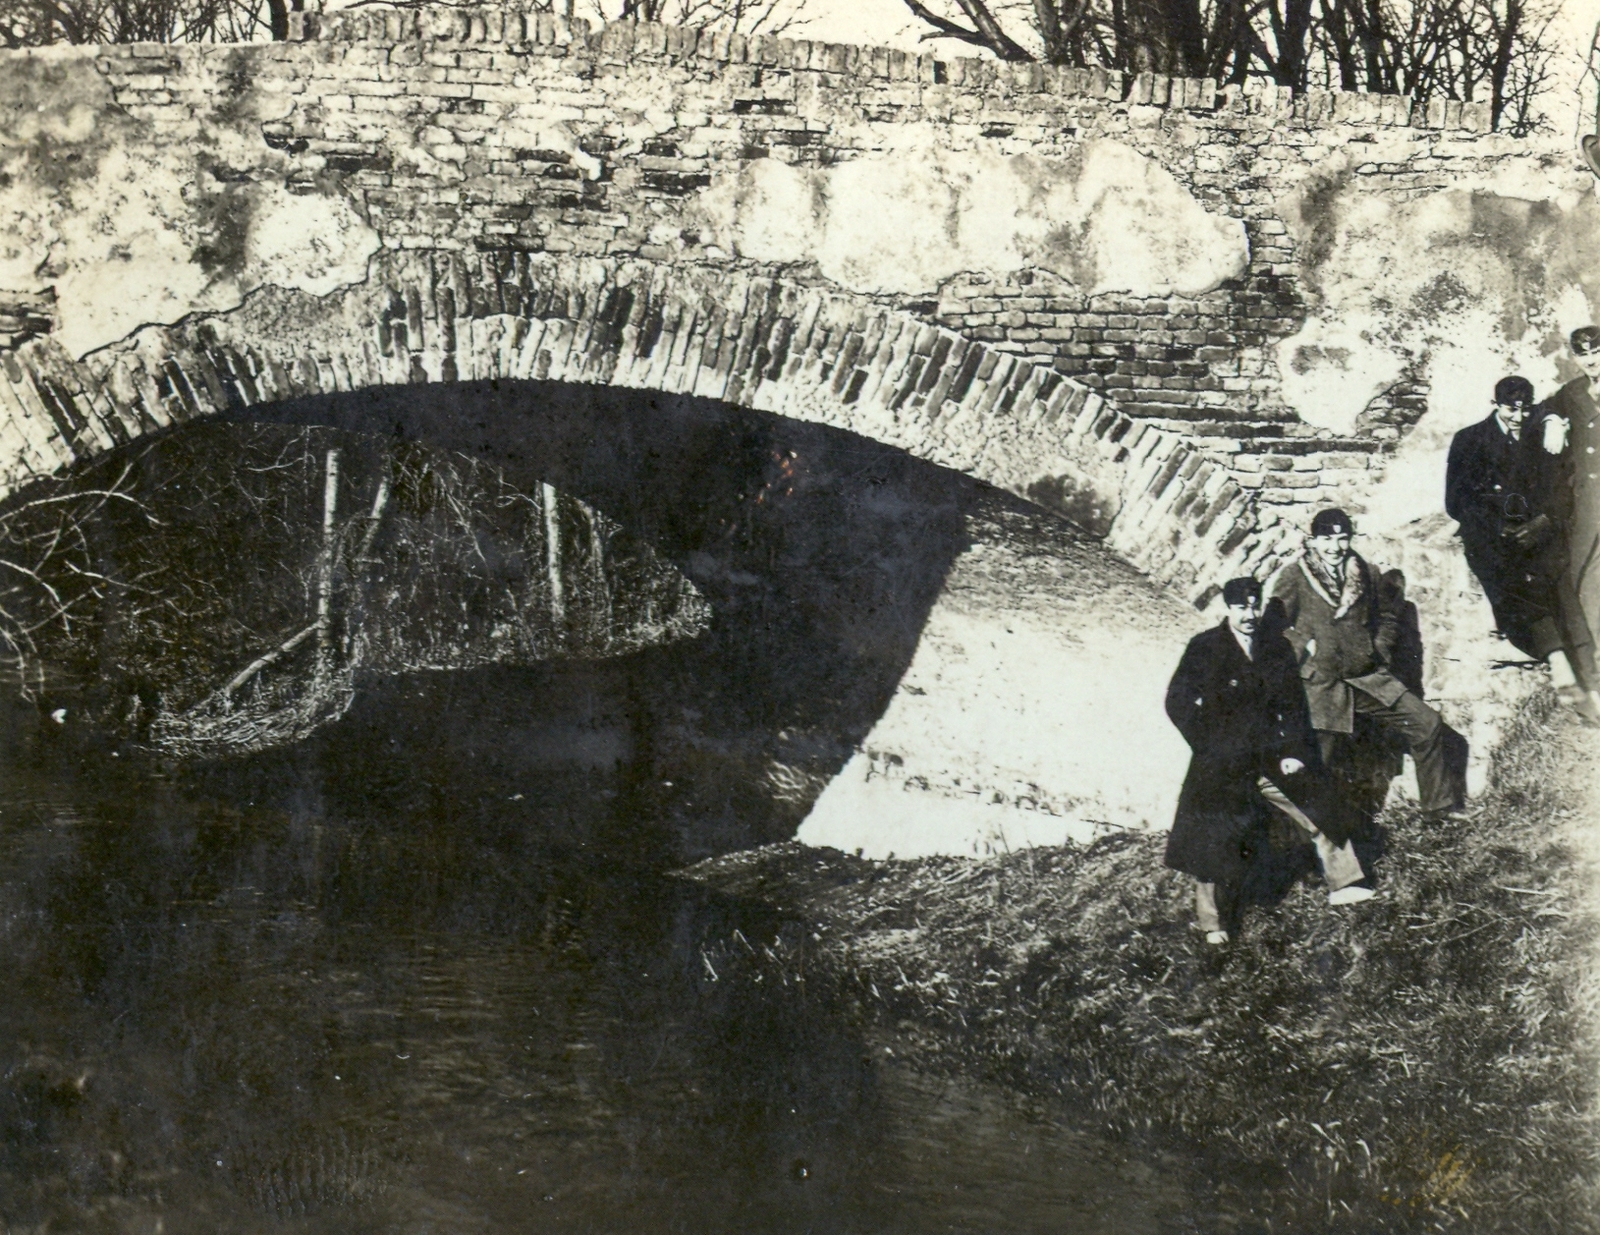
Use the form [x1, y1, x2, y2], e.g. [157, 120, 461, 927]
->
[1298, 551, 1365, 621]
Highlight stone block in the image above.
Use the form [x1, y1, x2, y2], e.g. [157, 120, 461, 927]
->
[1009, 61, 1044, 93]
[1262, 472, 1319, 488]
[1460, 101, 1491, 134]
[600, 22, 635, 59]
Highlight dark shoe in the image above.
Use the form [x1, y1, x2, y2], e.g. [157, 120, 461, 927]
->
[1422, 805, 1472, 824]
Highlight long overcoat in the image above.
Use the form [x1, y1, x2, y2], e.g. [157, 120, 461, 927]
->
[1446, 412, 1576, 658]
[1540, 378, 1600, 636]
[1163, 622, 1317, 885]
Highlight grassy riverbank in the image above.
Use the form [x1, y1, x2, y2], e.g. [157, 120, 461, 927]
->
[685, 691, 1600, 1232]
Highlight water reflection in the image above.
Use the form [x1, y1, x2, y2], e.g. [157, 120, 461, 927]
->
[1, 689, 1205, 1234]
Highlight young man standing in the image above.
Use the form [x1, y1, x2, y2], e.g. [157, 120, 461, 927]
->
[1535, 326, 1600, 641]
[1164, 577, 1373, 947]
[1447, 375, 1600, 721]
[1266, 509, 1468, 821]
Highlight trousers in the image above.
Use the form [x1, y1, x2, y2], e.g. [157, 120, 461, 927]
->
[1317, 686, 1465, 814]
[1255, 777, 1366, 890]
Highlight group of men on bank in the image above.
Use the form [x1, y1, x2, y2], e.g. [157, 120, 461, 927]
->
[1162, 327, 1600, 945]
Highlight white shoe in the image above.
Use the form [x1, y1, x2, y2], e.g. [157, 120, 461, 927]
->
[1204, 930, 1230, 945]
[1328, 885, 1376, 906]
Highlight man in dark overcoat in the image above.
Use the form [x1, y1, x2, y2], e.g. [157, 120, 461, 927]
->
[1165, 577, 1372, 946]
[1447, 374, 1600, 721]
[1539, 326, 1600, 638]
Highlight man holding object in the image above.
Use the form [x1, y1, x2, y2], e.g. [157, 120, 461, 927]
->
[1447, 375, 1600, 722]
[1165, 577, 1373, 948]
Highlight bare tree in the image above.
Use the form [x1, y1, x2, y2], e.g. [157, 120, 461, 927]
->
[1, 0, 808, 47]
[0, 424, 710, 752]
[605, 0, 807, 37]
[0, 458, 158, 694]
[0, 0, 279, 46]
[898, 0, 1558, 132]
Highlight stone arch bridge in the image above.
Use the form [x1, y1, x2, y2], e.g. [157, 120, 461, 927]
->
[0, 7, 1574, 851]
[3, 251, 1271, 605]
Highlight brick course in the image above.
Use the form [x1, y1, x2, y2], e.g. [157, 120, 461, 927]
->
[0, 7, 1544, 601]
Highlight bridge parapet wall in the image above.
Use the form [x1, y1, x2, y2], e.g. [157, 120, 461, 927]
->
[0, 8, 1573, 611]
[66, 8, 1538, 506]
[287, 7, 1494, 136]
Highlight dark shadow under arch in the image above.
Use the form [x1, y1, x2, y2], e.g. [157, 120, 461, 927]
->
[171, 378, 1023, 863]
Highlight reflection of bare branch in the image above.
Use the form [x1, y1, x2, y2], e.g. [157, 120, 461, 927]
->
[221, 622, 319, 697]
[9, 488, 152, 512]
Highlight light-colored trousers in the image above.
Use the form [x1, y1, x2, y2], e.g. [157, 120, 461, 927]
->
[1255, 776, 1367, 890]
[1193, 778, 1367, 930]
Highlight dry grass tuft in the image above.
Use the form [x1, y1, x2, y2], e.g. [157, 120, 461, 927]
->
[687, 690, 1600, 1232]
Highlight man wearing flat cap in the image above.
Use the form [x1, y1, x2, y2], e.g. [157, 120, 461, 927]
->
[1448, 374, 1600, 721]
[1535, 327, 1600, 646]
[1266, 509, 1468, 821]
[1165, 576, 1373, 946]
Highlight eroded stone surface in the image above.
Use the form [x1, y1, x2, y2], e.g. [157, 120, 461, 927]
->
[800, 499, 1195, 857]
[1277, 147, 1600, 438]
[694, 138, 1248, 299]
[0, 47, 378, 357]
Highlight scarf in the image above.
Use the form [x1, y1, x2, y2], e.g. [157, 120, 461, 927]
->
[1300, 549, 1364, 621]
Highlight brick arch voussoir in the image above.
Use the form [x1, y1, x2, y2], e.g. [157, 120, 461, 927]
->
[0, 252, 1301, 605]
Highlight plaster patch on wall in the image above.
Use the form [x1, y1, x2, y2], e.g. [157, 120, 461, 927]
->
[1276, 155, 1600, 436]
[0, 49, 378, 359]
[692, 137, 1249, 298]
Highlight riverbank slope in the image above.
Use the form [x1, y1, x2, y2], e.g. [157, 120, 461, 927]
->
[684, 691, 1600, 1232]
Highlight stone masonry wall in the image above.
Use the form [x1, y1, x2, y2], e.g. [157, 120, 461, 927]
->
[66, 8, 1538, 508]
[0, 250, 1309, 609]
[0, 7, 1557, 589]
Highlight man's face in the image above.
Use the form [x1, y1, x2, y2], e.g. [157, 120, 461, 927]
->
[1225, 596, 1260, 636]
[1309, 531, 1352, 564]
[1576, 343, 1600, 382]
[1495, 397, 1530, 433]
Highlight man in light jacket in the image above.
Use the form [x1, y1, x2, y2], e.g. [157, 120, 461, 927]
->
[1265, 509, 1468, 821]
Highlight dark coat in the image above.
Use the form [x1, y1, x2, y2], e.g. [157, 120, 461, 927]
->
[1446, 412, 1576, 658]
[1537, 378, 1600, 636]
[1163, 622, 1317, 885]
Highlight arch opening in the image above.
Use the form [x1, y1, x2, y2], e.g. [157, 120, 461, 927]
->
[5, 375, 1198, 861]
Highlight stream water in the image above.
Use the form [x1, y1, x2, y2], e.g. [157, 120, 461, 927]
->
[1, 391, 1230, 1232]
[0, 667, 1220, 1235]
